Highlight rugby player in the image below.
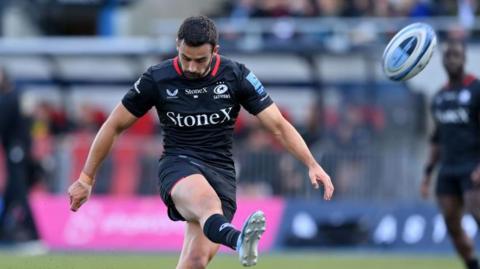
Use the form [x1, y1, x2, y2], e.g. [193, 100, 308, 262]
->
[68, 16, 334, 268]
[421, 39, 480, 269]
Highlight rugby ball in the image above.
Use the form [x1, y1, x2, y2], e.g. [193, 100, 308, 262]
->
[382, 22, 437, 81]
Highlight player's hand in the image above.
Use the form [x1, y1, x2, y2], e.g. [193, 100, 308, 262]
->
[68, 173, 94, 212]
[420, 176, 431, 199]
[308, 164, 334, 200]
[471, 164, 480, 186]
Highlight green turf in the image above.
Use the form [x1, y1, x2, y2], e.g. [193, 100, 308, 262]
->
[0, 253, 464, 269]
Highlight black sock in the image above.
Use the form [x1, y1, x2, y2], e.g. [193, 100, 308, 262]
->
[467, 258, 479, 269]
[203, 214, 240, 250]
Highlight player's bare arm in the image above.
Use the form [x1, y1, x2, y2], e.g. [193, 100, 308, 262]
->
[420, 142, 440, 199]
[256, 103, 334, 200]
[68, 103, 138, 211]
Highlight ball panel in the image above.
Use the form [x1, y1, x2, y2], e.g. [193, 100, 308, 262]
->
[387, 36, 418, 71]
[398, 30, 436, 81]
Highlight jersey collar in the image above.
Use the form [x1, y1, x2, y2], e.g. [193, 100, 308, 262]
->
[444, 74, 476, 90]
[173, 54, 221, 78]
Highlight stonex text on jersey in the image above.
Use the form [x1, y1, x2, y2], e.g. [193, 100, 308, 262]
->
[121, 55, 273, 169]
[166, 107, 233, 127]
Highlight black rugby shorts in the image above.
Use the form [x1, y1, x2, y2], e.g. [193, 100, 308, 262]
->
[436, 167, 480, 196]
[157, 155, 237, 222]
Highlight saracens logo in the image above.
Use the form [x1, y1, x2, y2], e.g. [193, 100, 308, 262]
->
[166, 107, 233, 127]
[213, 84, 228, 94]
[213, 84, 231, 99]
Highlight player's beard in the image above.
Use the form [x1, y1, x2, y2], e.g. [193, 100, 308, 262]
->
[183, 56, 214, 80]
[184, 71, 204, 79]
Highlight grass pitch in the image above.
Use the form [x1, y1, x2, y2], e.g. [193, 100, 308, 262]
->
[0, 252, 463, 269]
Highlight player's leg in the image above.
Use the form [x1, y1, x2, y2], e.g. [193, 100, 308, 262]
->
[171, 174, 223, 224]
[438, 195, 477, 268]
[464, 189, 480, 223]
[176, 221, 220, 269]
[171, 173, 266, 266]
[463, 188, 480, 269]
[171, 173, 240, 248]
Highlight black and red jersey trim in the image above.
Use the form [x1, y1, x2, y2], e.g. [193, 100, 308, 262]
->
[443, 74, 477, 90]
[173, 57, 183, 76]
[172, 54, 221, 78]
[211, 54, 221, 77]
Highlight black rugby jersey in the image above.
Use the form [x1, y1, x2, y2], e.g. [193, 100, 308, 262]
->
[122, 55, 273, 171]
[431, 75, 480, 168]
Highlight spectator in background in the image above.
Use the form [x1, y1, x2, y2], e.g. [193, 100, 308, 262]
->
[76, 103, 107, 132]
[288, 0, 316, 17]
[0, 67, 39, 243]
[316, 0, 344, 16]
[435, 0, 459, 15]
[389, 0, 434, 17]
[225, 0, 456, 18]
[35, 102, 70, 135]
[237, 125, 280, 197]
[252, 0, 290, 17]
[74, 103, 112, 194]
[342, 0, 374, 17]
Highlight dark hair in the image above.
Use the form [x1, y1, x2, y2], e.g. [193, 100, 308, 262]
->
[177, 16, 218, 47]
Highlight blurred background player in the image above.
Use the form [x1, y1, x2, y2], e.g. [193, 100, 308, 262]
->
[67, 16, 333, 268]
[421, 39, 480, 269]
[0, 67, 39, 244]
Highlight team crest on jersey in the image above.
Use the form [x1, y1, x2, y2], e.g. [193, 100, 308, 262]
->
[213, 83, 231, 99]
[214, 84, 229, 94]
[459, 89, 471, 104]
[166, 89, 178, 98]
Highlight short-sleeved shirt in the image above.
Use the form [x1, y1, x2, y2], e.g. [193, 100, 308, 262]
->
[122, 55, 273, 172]
[430, 74, 480, 172]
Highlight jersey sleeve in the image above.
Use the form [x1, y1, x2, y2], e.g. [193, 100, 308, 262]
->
[121, 68, 158, 117]
[236, 64, 273, 115]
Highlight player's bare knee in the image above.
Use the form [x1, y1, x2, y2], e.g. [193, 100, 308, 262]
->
[180, 193, 221, 223]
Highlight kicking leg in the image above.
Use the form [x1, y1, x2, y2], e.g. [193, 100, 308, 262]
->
[171, 173, 266, 267]
[170, 174, 239, 249]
